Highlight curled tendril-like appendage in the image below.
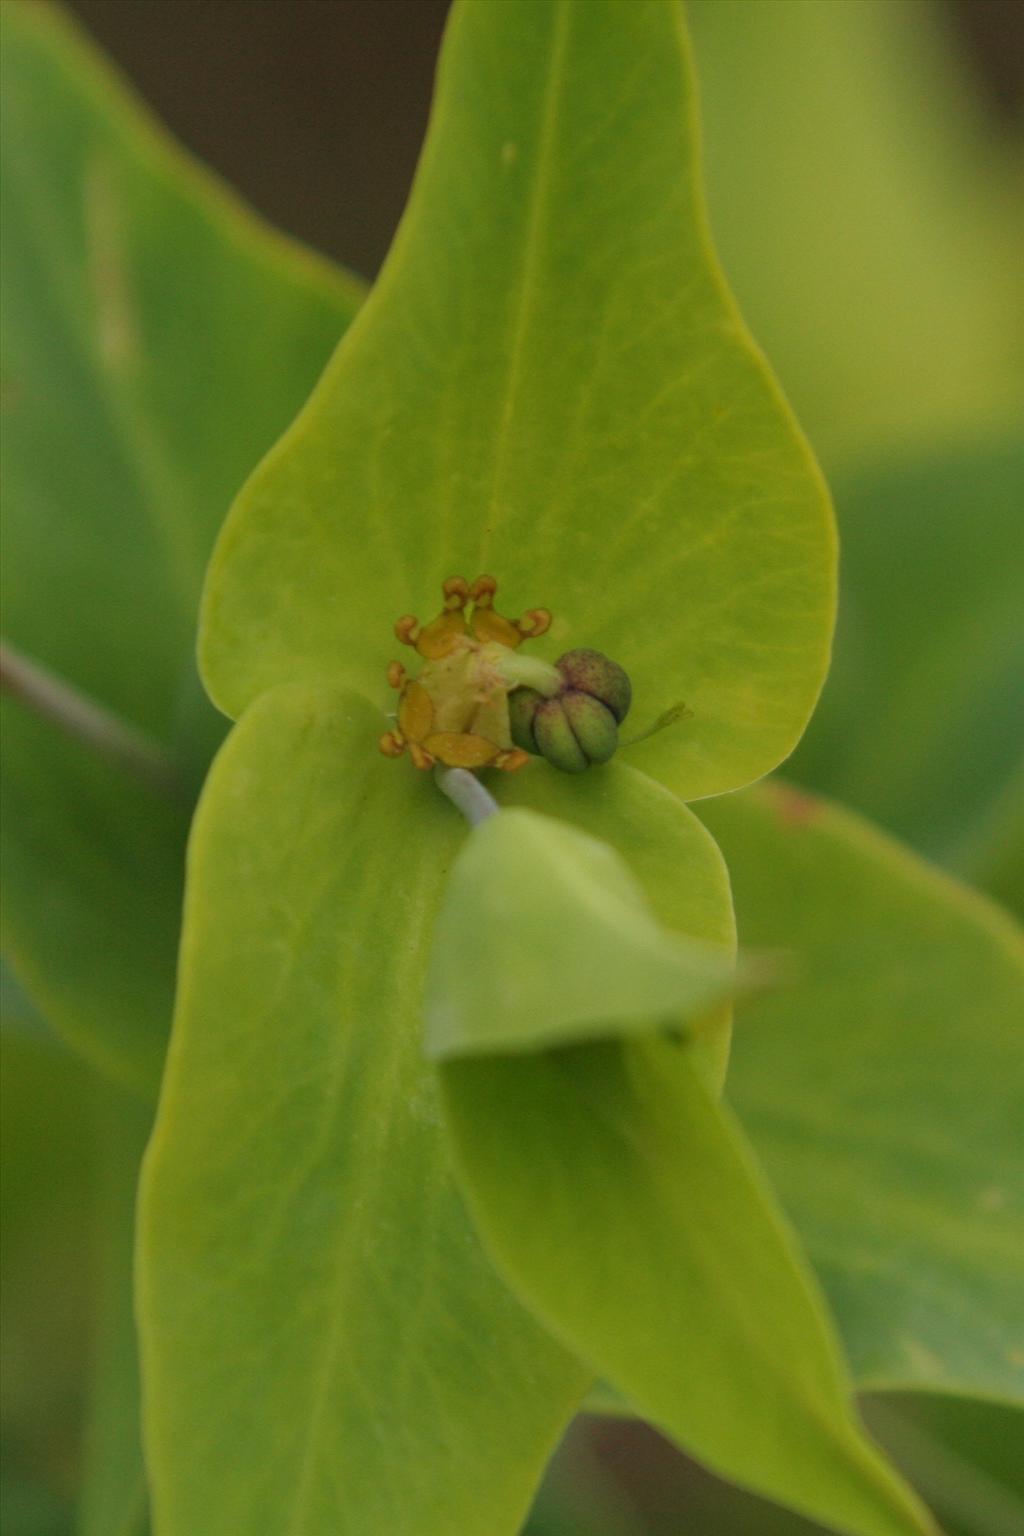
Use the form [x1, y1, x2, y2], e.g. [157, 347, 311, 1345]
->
[379, 577, 634, 776]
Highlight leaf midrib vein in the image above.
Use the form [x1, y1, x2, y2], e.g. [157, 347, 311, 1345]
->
[281, 849, 437, 1536]
[479, 0, 572, 569]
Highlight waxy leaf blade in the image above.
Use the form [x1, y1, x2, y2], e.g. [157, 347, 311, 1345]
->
[201, 0, 835, 801]
[0, 0, 362, 1089]
[496, 760, 740, 1092]
[428, 768, 932, 1536]
[698, 781, 1024, 1403]
[442, 1036, 935, 1536]
[425, 805, 735, 1059]
[137, 684, 589, 1536]
[864, 1394, 1024, 1536]
[79, 1086, 153, 1536]
[0, 703, 186, 1092]
[786, 436, 1024, 910]
[1, 1029, 93, 1525]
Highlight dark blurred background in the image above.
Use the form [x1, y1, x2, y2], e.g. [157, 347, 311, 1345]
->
[65, 0, 1024, 284]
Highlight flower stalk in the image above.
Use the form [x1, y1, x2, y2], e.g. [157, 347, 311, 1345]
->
[434, 765, 500, 825]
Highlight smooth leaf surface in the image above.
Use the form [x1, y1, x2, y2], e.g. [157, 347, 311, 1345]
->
[139, 683, 754, 1532]
[977, 775, 1024, 920]
[79, 1087, 152, 1536]
[0, 0, 362, 1090]
[138, 683, 589, 1536]
[201, 0, 835, 801]
[496, 761, 736, 1097]
[786, 436, 1024, 910]
[1, 995, 152, 1536]
[1, 1029, 92, 1533]
[1, 702, 188, 1093]
[425, 805, 735, 1059]
[566, 1396, 1023, 1536]
[1, 955, 50, 1042]
[698, 781, 1024, 1402]
[864, 1395, 1024, 1536]
[442, 1038, 935, 1536]
[689, 0, 1024, 470]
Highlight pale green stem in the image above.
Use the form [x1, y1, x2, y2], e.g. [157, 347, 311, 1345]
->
[1, 639, 184, 799]
[434, 766, 500, 826]
[493, 650, 563, 697]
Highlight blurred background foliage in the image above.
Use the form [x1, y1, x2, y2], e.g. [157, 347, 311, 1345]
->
[2, 2, 1022, 1533]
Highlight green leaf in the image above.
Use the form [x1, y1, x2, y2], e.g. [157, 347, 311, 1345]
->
[424, 769, 930, 1534]
[1, 955, 49, 1041]
[441, 1038, 935, 1536]
[200, 0, 835, 802]
[78, 1086, 152, 1536]
[688, 0, 1024, 469]
[1, 1029, 92, 1531]
[865, 1394, 1024, 1536]
[137, 683, 589, 1536]
[2, 1011, 151, 1536]
[425, 804, 736, 1060]
[976, 774, 1024, 920]
[698, 780, 1024, 1402]
[0, 0, 362, 1090]
[1, 703, 190, 1093]
[786, 436, 1024, 911]
[558, 1397, 1024, 1536]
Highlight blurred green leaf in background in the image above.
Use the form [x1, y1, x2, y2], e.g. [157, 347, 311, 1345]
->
[688, 0, 1024, 471]
[1, 0, 361, 1528]
[1, 0, 362, 1092]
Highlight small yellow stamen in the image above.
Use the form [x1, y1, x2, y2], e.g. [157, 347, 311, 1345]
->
[471, 607, 525, 648]
[397, 680, 435, 743]
[423, 731, 501, 769]
[442, 575, 470, 608]
[518, 608, 552, 639]
[383, 575, 555, 772]
[495, 748, 530, 773]
[414, 609, 469, 659]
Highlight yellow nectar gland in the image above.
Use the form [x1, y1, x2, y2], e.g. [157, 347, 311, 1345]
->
[379, 575, 551, 772]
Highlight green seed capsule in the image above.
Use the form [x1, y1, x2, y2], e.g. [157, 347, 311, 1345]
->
[507, 647, 632, 773]
[533, 697, 589, 773]
[508, 686, 544, 754]
[525, 692, 618, 772]
[555, 648, 632, 723]
[562, 691, 618, 764]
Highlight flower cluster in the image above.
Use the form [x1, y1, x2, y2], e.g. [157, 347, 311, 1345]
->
[380, 576, 631, 774]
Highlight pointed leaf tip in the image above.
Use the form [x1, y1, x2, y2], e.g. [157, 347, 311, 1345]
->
[442, 1038, 940, 1536]
[199, 0, 835, 801]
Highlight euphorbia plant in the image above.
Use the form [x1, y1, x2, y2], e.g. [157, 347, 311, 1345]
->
[2, 3, 1021, 1534]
